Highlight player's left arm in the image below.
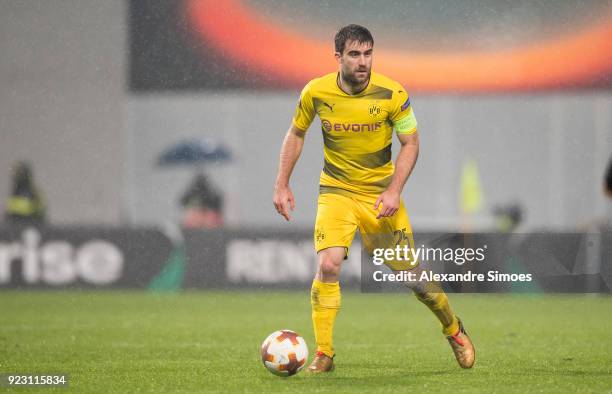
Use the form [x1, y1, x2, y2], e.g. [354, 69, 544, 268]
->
[374, 131, 419, 218]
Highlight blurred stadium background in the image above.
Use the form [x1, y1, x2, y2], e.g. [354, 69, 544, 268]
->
[1, 0, 612, 391]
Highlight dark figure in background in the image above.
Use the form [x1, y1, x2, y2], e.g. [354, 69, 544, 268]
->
[180, 173, 223, 229]
[605, 157, 612, 200]
[5, 161, 46, 225]
[493, 203, 524, 233]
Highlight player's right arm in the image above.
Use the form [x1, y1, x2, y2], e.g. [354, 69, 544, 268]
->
[273, 82, 316, 221]
[273, 124, 306, 221]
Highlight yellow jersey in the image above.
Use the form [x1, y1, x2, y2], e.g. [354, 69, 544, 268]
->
[292, 71, 418, 196]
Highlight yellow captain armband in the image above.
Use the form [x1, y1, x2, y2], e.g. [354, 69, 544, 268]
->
[394, 110, 418, 134]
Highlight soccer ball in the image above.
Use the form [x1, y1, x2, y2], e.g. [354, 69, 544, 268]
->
[260, 329, 308, 377]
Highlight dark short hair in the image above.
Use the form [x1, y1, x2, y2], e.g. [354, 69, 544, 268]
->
[334, 24, 374, 54]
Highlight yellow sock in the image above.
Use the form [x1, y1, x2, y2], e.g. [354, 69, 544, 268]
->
[413, 283, 459, 336]
[311, 279, 341, 357]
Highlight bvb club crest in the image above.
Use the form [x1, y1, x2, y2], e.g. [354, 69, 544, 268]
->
[368, 103, 381, 118]
[315, 227, 326, 244]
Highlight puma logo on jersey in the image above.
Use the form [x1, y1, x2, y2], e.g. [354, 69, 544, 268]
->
[323, 102, 335, 112]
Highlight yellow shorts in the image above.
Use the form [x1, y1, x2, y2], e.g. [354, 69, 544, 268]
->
[314, 186, 417, 271]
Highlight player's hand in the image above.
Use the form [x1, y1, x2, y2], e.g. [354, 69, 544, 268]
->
[273, 185, 295, 221]
[374, 189, 400, 219]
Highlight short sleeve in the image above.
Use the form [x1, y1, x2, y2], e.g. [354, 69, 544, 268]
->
[292, 82, 316, 132]
[390, 86, 418, 135]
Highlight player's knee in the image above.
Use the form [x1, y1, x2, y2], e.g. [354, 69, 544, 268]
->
[411, 282, 428, 297]
[318, 255, 341, 278]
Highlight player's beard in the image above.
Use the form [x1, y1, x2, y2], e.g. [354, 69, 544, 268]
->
[342, 67, 371, 88]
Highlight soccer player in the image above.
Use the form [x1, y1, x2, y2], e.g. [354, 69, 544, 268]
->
[273, 24, 475, 373]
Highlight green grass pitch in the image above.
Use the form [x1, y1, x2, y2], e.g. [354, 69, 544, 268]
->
[1, 291, 611, 393]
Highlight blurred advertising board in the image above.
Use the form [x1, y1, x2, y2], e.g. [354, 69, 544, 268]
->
[0, 226, 173, 289]
[184, 230, 612, 293]
[2, 227, 610, 292]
